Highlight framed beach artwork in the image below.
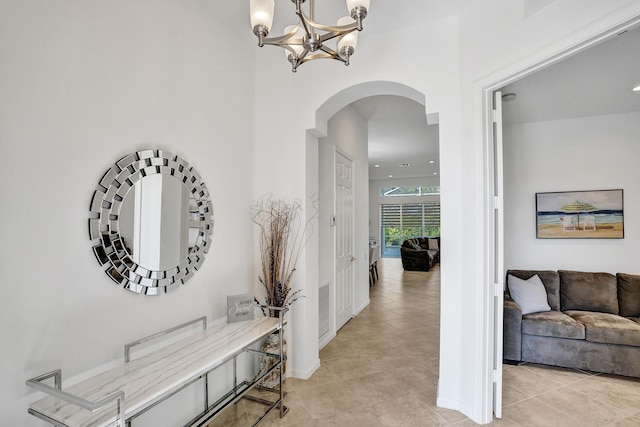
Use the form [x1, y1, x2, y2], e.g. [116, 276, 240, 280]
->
[536, 189, 624, 239]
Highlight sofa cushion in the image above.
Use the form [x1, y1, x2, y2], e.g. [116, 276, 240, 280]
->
[522, 310, 585, 339]
[405, 238, 421, 250]
[508, 274, 551, 315]
[506, 270, 560, 311]
[559, 270, 618, 314]
[566, 310, 640, 347]
[617, 273, 640, 317]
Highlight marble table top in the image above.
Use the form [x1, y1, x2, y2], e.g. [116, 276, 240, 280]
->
[29, 316, 281, 427]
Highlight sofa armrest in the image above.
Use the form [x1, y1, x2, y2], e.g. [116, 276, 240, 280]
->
[503, 296, 522, 362]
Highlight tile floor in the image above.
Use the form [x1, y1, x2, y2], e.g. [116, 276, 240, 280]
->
[208, 258, 640, 426]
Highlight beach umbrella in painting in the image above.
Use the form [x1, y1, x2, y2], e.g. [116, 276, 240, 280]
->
[560, 201, 597, 225]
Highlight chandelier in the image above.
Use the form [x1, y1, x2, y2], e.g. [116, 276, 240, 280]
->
[250, 0, 370, 72]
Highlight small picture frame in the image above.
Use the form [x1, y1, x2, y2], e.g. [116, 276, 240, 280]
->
[535, 189, 624, 239]
[227, 294, 255, 323]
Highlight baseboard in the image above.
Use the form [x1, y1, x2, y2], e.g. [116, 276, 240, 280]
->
[436, 396, 460, 411]
[290, 358, 320, 380]
[354, 299, 370, 316]
[319, 330, 336, 350]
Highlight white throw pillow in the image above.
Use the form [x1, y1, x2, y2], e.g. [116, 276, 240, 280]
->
[507, 274, 551, 315]
[428, 238, 439, 250]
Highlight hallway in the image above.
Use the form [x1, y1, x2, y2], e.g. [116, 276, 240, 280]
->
[211, 258, 640, 426]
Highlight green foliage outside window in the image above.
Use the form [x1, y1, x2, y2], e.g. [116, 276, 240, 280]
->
[383, 226, 441, 247]
[380, 202, 440, 256]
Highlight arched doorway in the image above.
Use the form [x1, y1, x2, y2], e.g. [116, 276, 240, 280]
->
[304, 80, 440, 351]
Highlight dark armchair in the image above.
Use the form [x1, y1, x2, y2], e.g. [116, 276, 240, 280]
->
[400, 237, 440, 271]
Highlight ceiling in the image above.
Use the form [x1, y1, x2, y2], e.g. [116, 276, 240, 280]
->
[269, 0, 471, 37]
[352, 96, 438, 181]
[359, 23, 640, 182]
[262, 1, 466, 183]
[501, 25, 640, 125]
[244, 2, 640, 182]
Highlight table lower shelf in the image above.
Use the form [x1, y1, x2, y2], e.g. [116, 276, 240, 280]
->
[186, 356, 289, 427]
[189, 383, 289, 427]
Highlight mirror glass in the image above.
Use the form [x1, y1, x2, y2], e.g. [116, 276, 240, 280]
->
[119, 175, 202, 271]
[88, 149, 214, 295]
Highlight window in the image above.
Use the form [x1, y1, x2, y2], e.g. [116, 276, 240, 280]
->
[380, 202, 441, 257]
[380, 186, 440, 197]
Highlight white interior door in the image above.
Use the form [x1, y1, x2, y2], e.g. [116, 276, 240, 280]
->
[492, 91, 505, 418]
[335, 151, 354, 330]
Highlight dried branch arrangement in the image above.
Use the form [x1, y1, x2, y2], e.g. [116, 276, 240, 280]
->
[252, 196, 315, 317]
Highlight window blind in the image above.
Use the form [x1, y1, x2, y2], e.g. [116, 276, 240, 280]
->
[380, 202, 441, 230]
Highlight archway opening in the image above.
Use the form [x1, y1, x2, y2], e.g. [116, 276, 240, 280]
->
[305, 80, 441, 352]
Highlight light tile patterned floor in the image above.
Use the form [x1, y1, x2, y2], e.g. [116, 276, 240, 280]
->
[208, 258, 640, 426]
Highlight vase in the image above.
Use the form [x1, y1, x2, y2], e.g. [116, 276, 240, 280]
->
[259, 331, 286, 390]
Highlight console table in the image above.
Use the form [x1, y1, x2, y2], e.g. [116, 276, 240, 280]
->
[26, 312, 288, 427]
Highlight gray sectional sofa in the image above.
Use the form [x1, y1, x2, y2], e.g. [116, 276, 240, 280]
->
[504, 269, 640, 377]
[400, 237, 440, 271]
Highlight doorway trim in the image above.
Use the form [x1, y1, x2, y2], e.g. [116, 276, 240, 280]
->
[304, 81, 429, 353]
[479, 14, 640, 423]
[311, 81, 427, 138]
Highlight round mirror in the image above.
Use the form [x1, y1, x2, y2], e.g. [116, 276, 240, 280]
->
[88, 149, 214, 295]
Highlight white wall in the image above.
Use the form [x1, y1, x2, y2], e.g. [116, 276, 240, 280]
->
[504, 111, 640, 273]
[253, 1, 640, 423]
[318, 105, 370, 343]
[0, 1, 256, 425]
[4, 0, 640, 424]
[318, 141, 335, 300]
[252, 14, 464, 410]
[455, 2, 640, 421]
[368, 176, 441, 247]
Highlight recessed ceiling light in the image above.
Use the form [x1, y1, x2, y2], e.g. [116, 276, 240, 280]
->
[428, 160, 435, 164]
[433, 172, 438, 175]
[398, 163, 410, 167]
[633, 85, 640, 92]
[374, 164, 380, 168]
[388, 175, 393, 178]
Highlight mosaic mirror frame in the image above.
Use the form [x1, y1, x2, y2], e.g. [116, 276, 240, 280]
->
[88, 149, 214, 295]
